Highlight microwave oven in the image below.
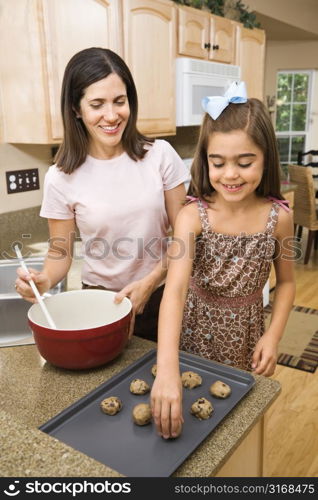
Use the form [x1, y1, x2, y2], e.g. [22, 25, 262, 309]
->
[176, 57, 241, 126]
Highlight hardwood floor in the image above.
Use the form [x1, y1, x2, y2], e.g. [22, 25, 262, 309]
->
[263, 236, 318, 477]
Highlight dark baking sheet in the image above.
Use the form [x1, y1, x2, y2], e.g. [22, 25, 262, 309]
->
[39, 349, 255, 477]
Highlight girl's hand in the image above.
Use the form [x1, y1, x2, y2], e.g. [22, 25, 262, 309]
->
[150, 372, 184, 439]
[15, 267, 51, 303]
[252, 332, 279, 377]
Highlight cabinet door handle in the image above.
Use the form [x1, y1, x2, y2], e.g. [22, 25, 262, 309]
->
[213, 44, 219, 50]
[204, 42, 211, 49]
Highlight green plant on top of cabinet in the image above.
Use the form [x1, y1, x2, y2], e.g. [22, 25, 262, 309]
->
[177, 4, 236, 63]
[122, 0, 177, 136]
[0, 0, 122, 144]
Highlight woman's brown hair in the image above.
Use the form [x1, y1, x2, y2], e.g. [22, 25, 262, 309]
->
[188, 98, 284, 201]
[55, 47, 153, 173]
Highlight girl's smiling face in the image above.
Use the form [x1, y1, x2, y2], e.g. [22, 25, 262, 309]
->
[207, 129, 264, 203]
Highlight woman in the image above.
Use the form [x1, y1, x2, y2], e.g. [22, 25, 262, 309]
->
[15, 47, 188, 340]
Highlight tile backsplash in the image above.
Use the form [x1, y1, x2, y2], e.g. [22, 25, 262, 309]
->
[0, 206, 49, 260]
[163, 126, 200, 159]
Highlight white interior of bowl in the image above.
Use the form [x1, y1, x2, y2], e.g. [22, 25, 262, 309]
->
[28, 290, 132, 330]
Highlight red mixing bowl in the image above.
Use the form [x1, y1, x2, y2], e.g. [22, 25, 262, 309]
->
[28, 289, 132, 370]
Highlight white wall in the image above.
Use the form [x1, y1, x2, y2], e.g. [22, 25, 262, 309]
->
[246, 0, 318, 36]
[265, 40, 318, 96]
[264, 40, 318, 151]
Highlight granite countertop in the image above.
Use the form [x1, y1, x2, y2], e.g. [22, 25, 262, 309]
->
[0, 338, 281, 477]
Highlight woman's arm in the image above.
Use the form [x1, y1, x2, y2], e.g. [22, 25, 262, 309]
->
[115, 183, 186, 314]
[151, 204, 201, 438]
[252, 208, 296, 376]
[165, 183, 188, 228]
[16, 218, 75, 302]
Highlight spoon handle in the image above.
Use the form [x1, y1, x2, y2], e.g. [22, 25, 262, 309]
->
[14, 245, 57, 329]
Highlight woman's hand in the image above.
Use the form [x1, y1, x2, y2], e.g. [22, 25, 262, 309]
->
[150, 371, 184, 439]
[252, 332, 279, 377]
[114, 277, 156, 338]
[115, 276, 156, 314]
[15, 267, 51, 303]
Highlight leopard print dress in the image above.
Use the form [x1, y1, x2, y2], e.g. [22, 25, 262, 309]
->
[180, 199, 280, 371]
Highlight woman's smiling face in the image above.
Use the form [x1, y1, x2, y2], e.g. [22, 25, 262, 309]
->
[207, 129, 264, 203]
[78, 73, 130, 159]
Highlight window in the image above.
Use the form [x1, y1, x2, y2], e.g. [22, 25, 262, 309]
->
[275, 71, 312, 177]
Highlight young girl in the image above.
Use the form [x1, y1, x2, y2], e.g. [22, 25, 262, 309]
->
[150, 84, 295, 439]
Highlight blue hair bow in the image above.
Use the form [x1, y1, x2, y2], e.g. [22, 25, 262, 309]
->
[202, 81, 247, 120]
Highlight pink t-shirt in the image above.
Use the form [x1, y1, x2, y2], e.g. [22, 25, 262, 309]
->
[40, 140, 188, 290]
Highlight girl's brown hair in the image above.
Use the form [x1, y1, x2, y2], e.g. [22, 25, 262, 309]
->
[55, 47, 153, 173]
[188, 98, 284, 201]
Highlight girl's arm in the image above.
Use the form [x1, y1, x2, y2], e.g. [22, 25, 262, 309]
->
[16, 218, 75, 302]
[252, 208, 296, 376]
[114, 183, 186, 316]
[151, 204, 201, 438]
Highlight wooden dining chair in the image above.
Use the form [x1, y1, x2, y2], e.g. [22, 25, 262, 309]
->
[288, 165, 318, 264]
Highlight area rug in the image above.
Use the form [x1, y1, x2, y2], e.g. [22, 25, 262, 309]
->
[264, 304, 318, 373]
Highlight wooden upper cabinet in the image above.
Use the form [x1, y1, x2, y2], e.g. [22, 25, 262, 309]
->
[0, 0, 122, 143]
[177, 5, 236, 64]
[0, 0, 48, 143]
[122, 0, 176, 136]
[0, 1, 266, 143]
[42, 0, 123, 141]
[178, 6, 210, 59]
[210, 15, 236, 64]
[236, 26, 266, 100]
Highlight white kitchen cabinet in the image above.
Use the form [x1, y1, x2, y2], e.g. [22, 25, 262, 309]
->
[122, 0, 177, 136]
[177, 5, 236, 64]
[0, 0, 122, 143]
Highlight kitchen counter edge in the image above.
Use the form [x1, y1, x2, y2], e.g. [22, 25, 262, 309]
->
[0, 337, 280, 477]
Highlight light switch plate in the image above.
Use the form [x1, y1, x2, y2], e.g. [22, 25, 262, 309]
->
[5, 169, 40, 194]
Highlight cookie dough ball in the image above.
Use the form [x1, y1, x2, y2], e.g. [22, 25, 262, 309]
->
[130, 379, 150, 395]
[181, 371, 202, 389]
[210, 380, 232, 399]
[100, 396, 122, 416]
[190, 398, 214, 420]
[132, 403, 152, 426]
[151, 364, 157, 377]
